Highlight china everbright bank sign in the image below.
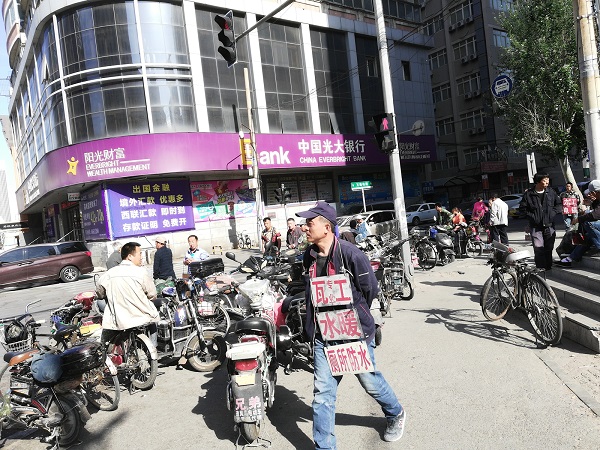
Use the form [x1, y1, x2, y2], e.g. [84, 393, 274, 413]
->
[18, 132, 436, 209]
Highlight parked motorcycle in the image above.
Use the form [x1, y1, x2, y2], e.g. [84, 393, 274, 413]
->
[156, 278, 227, 372]
[429, 226, 456, 265]
[223, 252, 279, 444]
[0, 343, 100, 448]
[371, 237, 414, 302]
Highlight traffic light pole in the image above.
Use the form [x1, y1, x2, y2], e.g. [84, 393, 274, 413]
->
[373, 0, 413, 279]
[244, 68, 262, 251]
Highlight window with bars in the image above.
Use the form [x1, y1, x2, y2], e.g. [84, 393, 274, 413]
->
[436, 117, 455, 137]
[429, 49, 447, 71]
[453, 36, 477, 60]
[424, 14, 444, 36]
[432, 152, 458, 171]
[432, 83, 451, 103]
[491, 0, 513, 12]
[464, 146, 485, 165]
[449, 0, 473, 24]
[456, 73, 481, 95]
[460, 109, 485, 130]
[493, 29, 510, 48]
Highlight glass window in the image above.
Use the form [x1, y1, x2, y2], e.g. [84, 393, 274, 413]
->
[460, 109, 485, 130]
[139, 1, 189, 64]
[148, 79, 197, 133]
[436, 117, 455, 137]
[260, 21, 309, 133]
[453, 36, 477, 60]
[491, 0, 513, 12]
[0, 248, 24, 263]
[493, 29, 510, 48]
[456, 73, 481, 95]
[449, 0, 473, 25]
[432, 83, 451, 103]
[356, 35, 384, 132]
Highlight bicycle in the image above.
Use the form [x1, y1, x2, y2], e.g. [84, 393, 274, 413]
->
[409, 228, 437, 270]
[480, 241, 563, 346]
[237, 231, 252, 249]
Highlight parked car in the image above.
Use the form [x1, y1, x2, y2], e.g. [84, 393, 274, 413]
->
[500, 194, 524, 218]
[339, 210, 395, 235]
[405, 202, 437, 226]
[0, 241, 94, 288]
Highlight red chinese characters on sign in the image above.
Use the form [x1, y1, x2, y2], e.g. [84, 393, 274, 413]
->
[562, 197, 578, 215]
[325, 341, 374, 375]
[310, 274, 353, 307]
[316, 309, 363, 341]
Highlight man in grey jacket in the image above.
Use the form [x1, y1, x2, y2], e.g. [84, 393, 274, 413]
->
[489, 193, 509, 245]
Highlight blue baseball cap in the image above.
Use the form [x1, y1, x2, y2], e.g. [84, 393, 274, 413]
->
[296, 201, 337, 224]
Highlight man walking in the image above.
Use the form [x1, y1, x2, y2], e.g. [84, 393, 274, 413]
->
[297, 201, 405, 449]
[519, 173, 562, 270]
[488, 193, 509, 245]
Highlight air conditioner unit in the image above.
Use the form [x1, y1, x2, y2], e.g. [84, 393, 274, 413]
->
[449, 24, 456, 32]
[477, 127, 485, 133]
[457, 20, 464, 28]
[469, 129, 477, 135]
[461, 56, 469, 63]
[465, 16, 474, 24]
[464, 92, 472, 100]
[472, 90, 481, 97]
[469, 53, 477, 61]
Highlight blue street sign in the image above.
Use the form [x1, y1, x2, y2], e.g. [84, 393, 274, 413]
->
[491, 74, 513, 98]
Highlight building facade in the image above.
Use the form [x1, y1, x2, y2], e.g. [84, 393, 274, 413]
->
[2, 0, 437, 264]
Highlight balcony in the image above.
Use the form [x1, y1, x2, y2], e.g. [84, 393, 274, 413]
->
[6, 20, 26, 70]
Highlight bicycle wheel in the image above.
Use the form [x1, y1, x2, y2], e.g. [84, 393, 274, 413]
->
[416, 241, 437, 270]
[128, 335, 158, 390]
[237, 236, 245, 249]
[466, 240, 483, 257]
[83, 362, 120, 411]
[524, 274, 563, 345]
[481, 270, 516, 320]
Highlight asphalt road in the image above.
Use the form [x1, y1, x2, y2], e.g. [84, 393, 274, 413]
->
[2, 224, 600, 449]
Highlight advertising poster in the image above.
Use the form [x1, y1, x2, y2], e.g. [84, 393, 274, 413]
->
[190, 180, 256, 222]
[81, 185, 110, 241]
[107, 179, 195, 238]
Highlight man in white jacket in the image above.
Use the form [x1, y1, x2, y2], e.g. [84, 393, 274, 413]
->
[489, 193, 509, 245]
[96, 241, 159, 346]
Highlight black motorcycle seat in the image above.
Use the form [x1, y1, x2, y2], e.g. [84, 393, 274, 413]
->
[232, 317, 273, 335]
[54, 323, 79, 339]
[281, 293, 305, 314]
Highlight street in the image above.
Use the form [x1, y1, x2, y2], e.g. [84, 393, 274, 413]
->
[2, 225, 600, 449]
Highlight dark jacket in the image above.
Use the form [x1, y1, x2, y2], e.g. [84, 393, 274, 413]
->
[153, 246, 176, 280]
[519, 188, 562, 228]
[302, 238, 379, 343]
[106, 251, 122, 270]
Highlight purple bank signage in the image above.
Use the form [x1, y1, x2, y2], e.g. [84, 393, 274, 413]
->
[106, 179, 194, 239]
[17, 132, 436, 210]
[81, 185, 109, 241]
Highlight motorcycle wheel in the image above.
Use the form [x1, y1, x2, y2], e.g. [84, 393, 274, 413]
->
[466, 240, 483, 257]
[48, 396, 82, 447]
[187, 330, 227, 372]
[129, 336, 158, 390]
[375, 327, 383, 347]
[241, 421, 261, 443]
[83, 363, 120, 411]
[400, 280, 414, 300]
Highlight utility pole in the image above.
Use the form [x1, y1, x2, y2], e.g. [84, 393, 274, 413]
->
[574, 0, 600, 180]
[373, 0, 413, 278]
[244, 67, 262, 250]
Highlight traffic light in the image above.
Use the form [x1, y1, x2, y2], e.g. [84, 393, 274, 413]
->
[214, 10, 236, 67]
[283, 187, 291, 204]
[274, 188, 283, 203]
[369, 113, 396, 153]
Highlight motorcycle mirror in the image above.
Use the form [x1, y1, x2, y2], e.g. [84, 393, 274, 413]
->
[225, 251, 237, 262]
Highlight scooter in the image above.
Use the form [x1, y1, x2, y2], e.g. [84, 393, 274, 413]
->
[429, 225, 456, 265]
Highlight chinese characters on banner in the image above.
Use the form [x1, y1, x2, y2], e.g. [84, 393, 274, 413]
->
[190, 180, 256, 222]
[310, 273, 372, 375]
[325, 341, 374, 376]
[562, 197, 578, 215]
[81, 186, 109, 241]
[106, 180, 194, 239]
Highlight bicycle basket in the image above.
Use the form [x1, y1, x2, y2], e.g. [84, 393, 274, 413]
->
[0, 315, 34, 352]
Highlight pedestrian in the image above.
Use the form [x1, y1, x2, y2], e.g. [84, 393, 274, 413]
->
[296, 201, 406, 449]
[557, 180, 600, 266]
[488, 193, 509, 245]
[261, 217, 281, 256]
[434, 203, 453, 229]
[286, 218, 303, 249]
[106, 241, 122, 270]
[559, 182, 581, 231]
[519, 173, 562, 270]
[339, 219, 358, 245]
[183, 234, 210, 275]
[471, 197, 489, 224]
[153, 235, 176, 285]
[354, 215, 369, 243]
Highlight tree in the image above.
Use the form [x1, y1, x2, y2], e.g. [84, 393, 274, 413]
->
[496, 0, 587, 189]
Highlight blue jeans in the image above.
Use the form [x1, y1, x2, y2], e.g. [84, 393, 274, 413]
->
[564, 214, 577, 230]
[312, 339, 402, 450]
[571, 221, 600, 261]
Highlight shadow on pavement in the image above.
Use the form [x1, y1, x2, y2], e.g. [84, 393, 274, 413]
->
[192, 368, 236, 443]
[267, 384, 313, 448]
